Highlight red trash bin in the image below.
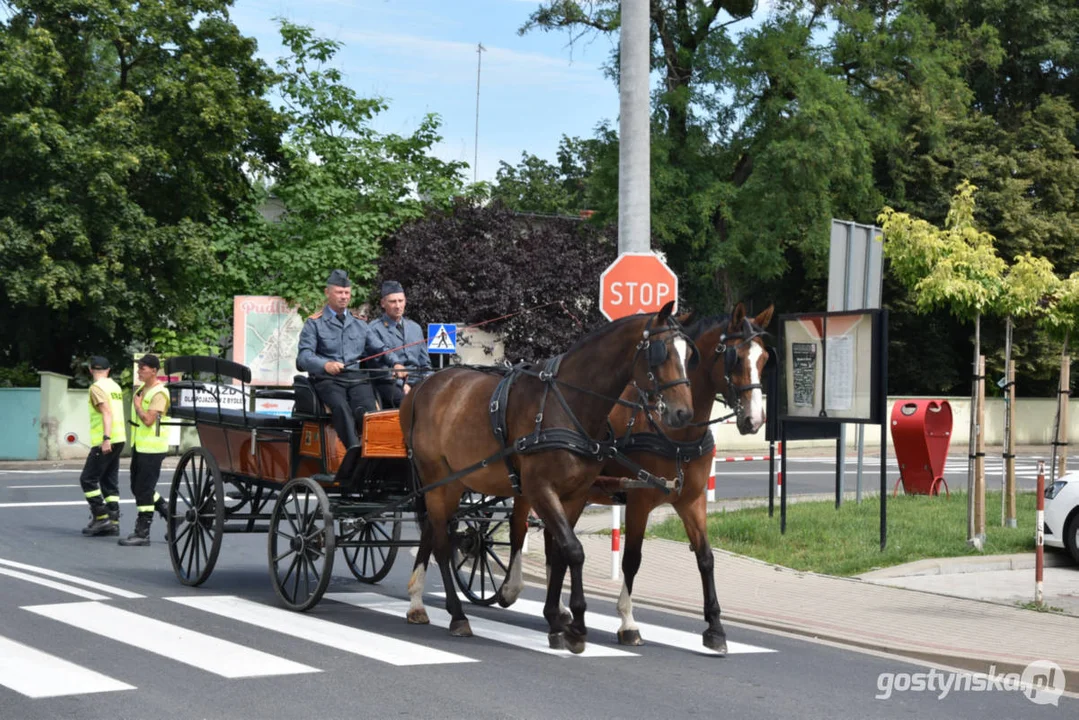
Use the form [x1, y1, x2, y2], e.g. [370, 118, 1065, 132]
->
[890, 400, 953, 496]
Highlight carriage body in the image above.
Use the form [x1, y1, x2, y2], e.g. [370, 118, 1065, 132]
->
[161, 356, 508, 611]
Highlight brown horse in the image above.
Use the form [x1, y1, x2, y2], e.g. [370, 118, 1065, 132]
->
[599, 302, 772, 653]
[400, 302, 695, 653]
[493, 303, 773, 655]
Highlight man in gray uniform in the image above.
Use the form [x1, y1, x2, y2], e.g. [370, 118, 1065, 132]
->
[368, 280, 432, 409]
[296, 270, 391, 448]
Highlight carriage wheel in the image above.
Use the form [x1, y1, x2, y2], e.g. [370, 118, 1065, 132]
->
[167, 447, 226, 587]
[451, 491, 513, 606]
[268, 477, 335, 611]
[341, 511, 402, 584]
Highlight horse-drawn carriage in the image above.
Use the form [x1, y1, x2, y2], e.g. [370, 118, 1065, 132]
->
[163, 301, 773, 655]
[163, 355, 512, 611]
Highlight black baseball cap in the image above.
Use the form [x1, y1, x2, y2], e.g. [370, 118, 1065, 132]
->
[136, 354, 161, 370]
[88, 356, 110, 370]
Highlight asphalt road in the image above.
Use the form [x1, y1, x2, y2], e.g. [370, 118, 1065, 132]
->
[0, 465, 1075, 720]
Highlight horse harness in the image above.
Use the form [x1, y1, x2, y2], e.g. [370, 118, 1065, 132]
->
[715, 317, 768, 417]
[485, 316, 696, 495]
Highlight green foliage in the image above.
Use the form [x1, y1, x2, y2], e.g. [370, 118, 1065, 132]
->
[0, 362, 39, 388]
[491, 135, 602, 216]
[999, 253, 1059, 320]
[0, 0, 282, 372]
[879, 181, 1006, 320]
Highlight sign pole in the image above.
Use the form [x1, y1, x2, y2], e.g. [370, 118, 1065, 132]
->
[619, 0, 650, 255]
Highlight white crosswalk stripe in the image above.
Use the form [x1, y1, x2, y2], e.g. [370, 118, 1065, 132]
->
[484, 596, 776, 655]
[3, 591, 779, 699]
[0, 635, 134, 698]
[167, 594, 476, 666]
[327, 592, 638, 658]
[24, 602, 319, 678]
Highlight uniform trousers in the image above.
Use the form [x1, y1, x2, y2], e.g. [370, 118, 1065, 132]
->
[79, 443, 126, 508]
[312, 375, 379, 448]
[374, 380, 405, 409]
[129, 449, 166, 513]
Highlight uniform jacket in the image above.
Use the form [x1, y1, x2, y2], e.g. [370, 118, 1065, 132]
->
[296, 306, 390, 378]
[368, 314, 431, 386]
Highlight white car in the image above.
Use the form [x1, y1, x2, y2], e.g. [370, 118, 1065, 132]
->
[1045, 470, 1079, 563]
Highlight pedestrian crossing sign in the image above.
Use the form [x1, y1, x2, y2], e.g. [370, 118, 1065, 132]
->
[427, 323, 457, 354]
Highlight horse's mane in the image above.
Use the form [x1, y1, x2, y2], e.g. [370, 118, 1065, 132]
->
[682, 312, 732, 340]
[562, 312, 653, 358]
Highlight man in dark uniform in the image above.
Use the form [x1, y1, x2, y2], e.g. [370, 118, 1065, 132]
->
[296, 270, 391, 448]
[368, 280, 432, 409]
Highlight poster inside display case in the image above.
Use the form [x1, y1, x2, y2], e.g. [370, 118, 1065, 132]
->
[779, 310, 884, 424]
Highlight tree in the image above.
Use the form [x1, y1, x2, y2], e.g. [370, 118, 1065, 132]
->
[491, 135, 604, 215]
[209, 21, 474, 344]
[377, 201, 616, 362]
[879, 180, 1007, 547]
[0, 0, 283, 372]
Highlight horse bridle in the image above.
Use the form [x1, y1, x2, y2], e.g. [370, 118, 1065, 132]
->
[633, 315, 699, 417]
[715, 317, 766, 417]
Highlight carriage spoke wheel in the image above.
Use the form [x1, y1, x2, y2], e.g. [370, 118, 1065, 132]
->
[268, 478, 335, 611]
[167, 448, 226, 587]
[451, 492, 513, 606]
[342, 511, 401, 584]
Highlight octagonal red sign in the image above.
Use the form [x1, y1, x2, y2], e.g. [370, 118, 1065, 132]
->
[599, 252, 678, 321]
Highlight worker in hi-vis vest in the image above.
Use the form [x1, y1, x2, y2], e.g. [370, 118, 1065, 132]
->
[79, 356, 127, 536]
[119, 354, 171, 546]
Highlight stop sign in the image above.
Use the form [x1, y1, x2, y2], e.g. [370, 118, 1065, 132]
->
[599, 252, 678, 320]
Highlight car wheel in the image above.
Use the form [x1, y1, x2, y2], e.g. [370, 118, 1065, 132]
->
[1066, 511, 1079, 565]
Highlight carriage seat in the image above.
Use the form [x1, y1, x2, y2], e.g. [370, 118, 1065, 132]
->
[291, 375, 330, 419]
[290, 374, 383, 419]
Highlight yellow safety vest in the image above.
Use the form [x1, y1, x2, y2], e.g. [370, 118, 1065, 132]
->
[89, 377, 127, 446]
[131, 382, 171, 453]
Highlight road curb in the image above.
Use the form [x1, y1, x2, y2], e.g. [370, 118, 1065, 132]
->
[856, 552, 1074, 579]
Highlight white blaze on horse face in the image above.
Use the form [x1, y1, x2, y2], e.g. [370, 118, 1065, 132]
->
[617, 580, 638, 636]
[672, 337, 689, 378]
[746, 341, 765, 430]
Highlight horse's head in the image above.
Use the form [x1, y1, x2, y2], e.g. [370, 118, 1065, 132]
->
[630, 301, 695, 429]
[712, 303, 773, 434]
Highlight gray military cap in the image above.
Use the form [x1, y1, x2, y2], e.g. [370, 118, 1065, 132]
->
[326, 269, 351, 288]
[381, 280, 404, 297]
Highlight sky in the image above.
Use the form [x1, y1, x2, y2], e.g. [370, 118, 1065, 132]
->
[229, 0, 623, 184]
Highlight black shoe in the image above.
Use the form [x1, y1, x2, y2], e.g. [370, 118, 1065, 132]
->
[83, 516, 119, 536]
[118, 514, 152, 547]
[118, 532, 150, 547]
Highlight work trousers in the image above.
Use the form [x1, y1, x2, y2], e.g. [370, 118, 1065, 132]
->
[80, 443, 125, 511]
[129, 449, 166, 515]
[312, 376, 378, 448]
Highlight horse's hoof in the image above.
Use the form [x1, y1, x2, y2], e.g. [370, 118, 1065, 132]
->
[564, 630, 587, 655]
[703, 630, 728, 656]
[406, 608, 430, 625]
[449, 619, 473, 638]
[496, 591, 513, 609]
[617, 628, 644, 646]
[548, 632, 565, 650]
